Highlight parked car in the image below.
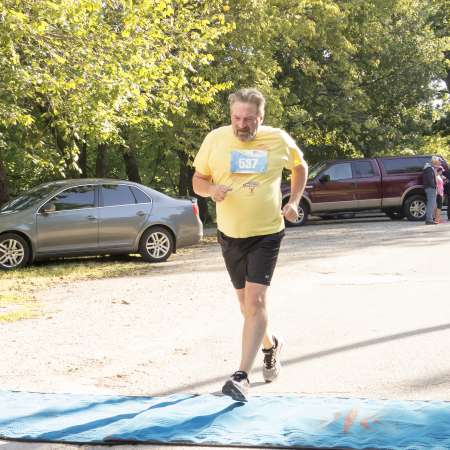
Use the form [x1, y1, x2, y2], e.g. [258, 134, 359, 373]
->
[282, 155, 448, 226]
[0, 179, 203, 270]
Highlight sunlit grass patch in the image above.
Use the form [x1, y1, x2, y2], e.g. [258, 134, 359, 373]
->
[200, 235, 218, 244]
[0, 309, 37, 322]
[10, 255, 152, 284]
[0, 293, 39, 322]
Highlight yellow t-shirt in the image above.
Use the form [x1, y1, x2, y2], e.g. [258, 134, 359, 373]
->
[194, 125, 304, 238]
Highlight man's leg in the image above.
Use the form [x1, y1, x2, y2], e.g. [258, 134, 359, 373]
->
[235, 288, 274, 352]
[222, 283, 266, 402]
[236, 282, 271, 374]
[425, 188, 437, 222]
[430, 190, 437, 221]
[221, 231, 283, 400]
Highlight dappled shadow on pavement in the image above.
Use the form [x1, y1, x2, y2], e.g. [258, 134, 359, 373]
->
[151, 323, 450, 397]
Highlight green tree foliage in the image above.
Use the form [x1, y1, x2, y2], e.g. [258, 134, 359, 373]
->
[273, 0, 447, 160]
[147, 0, 448, 212]
[0, 0, 230, 194]
[0, 0, 448, 209]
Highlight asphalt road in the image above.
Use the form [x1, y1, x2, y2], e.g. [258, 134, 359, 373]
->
[2, 216, 450, 449]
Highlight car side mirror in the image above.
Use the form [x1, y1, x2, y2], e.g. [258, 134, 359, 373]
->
[41, 203, 56, 214]
[319, 174, 330, 183]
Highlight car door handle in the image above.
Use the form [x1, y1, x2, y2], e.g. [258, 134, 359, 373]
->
[136, 211, 146, 217]
[87, 215, 97, 221]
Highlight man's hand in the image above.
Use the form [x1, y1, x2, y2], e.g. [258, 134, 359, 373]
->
[282, 201, 299, 222]
[210, 184, 232, 202]
[192, 172, 232, 201]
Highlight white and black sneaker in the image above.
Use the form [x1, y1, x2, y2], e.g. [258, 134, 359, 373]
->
[222, 370, 250, 402]
[262, 336, 283, 383]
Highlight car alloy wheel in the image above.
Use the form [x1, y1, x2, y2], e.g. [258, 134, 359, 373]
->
[409, 200, 426, 219]
[139, 226, 174, 262]
[295, 207, 305, 223]
[404, 194, 427, 221]
[0, 233, 30, 270]
[146, 231, 170, 258]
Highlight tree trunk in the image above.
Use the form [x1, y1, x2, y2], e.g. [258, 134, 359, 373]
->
[122, 148, 142, 183]
[0, 158, 10, 205]
[177, 149, 210, 223]
[78, 141, 88, 177]
[52, 127, 79, 178]
[177, 151, 191, 197]
[445, 51, 450, 92]
[95, 143, 107, 177]
[196, 195, 209, 224]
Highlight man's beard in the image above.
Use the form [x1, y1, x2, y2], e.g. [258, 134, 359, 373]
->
[234, 128, 257, 141]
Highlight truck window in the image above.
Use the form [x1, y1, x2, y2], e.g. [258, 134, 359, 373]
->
[381, 157, 430, 174]
[352, 161, 375, 178]
[308, 162, 327, 180]
[322, 163, 352, 181]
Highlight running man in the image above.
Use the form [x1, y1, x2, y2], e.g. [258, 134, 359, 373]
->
[192, 88, 308, 401]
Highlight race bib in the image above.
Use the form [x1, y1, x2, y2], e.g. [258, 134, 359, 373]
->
[230, 150, 268, 174]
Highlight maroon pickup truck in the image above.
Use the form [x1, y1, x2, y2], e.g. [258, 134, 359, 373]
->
[282, 155, 447, 226]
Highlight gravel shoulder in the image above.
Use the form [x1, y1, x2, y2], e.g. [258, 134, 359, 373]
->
[2, 215, 450, 449]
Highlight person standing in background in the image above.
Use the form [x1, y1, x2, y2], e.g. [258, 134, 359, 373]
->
[423, 156, 441, 225]
[435, 166, 444, 224]
[443, 165, 450, 221]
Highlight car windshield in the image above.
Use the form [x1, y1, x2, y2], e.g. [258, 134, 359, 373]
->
[308, 162, 327, 180]
[0, 184, 59, 213]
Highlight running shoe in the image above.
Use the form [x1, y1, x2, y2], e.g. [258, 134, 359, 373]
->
[262, 335, 283, 383]
[222, 370, 250, 402]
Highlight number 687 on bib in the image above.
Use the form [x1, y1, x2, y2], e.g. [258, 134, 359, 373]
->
[230, 150, 268, 174]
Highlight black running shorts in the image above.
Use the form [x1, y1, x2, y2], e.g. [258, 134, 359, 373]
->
[217, 229, 285, 289]
[437, 194, 443, 209]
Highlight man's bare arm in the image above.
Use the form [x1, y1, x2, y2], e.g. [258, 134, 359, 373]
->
[282, 162, 308, 221]
[192, 171, 231, 202]
[192, 172, 213, 197]
[288, 163, 308, 205]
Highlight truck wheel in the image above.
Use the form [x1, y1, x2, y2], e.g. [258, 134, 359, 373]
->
[385, 210, 405, 221]
[284, 199, 309, 227]
[403, 195, 426, 221]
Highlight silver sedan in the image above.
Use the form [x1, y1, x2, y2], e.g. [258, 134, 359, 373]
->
[0, 179, 203, 270]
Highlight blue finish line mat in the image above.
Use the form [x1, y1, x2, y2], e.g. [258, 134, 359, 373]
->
[1, 391, 450, 449]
